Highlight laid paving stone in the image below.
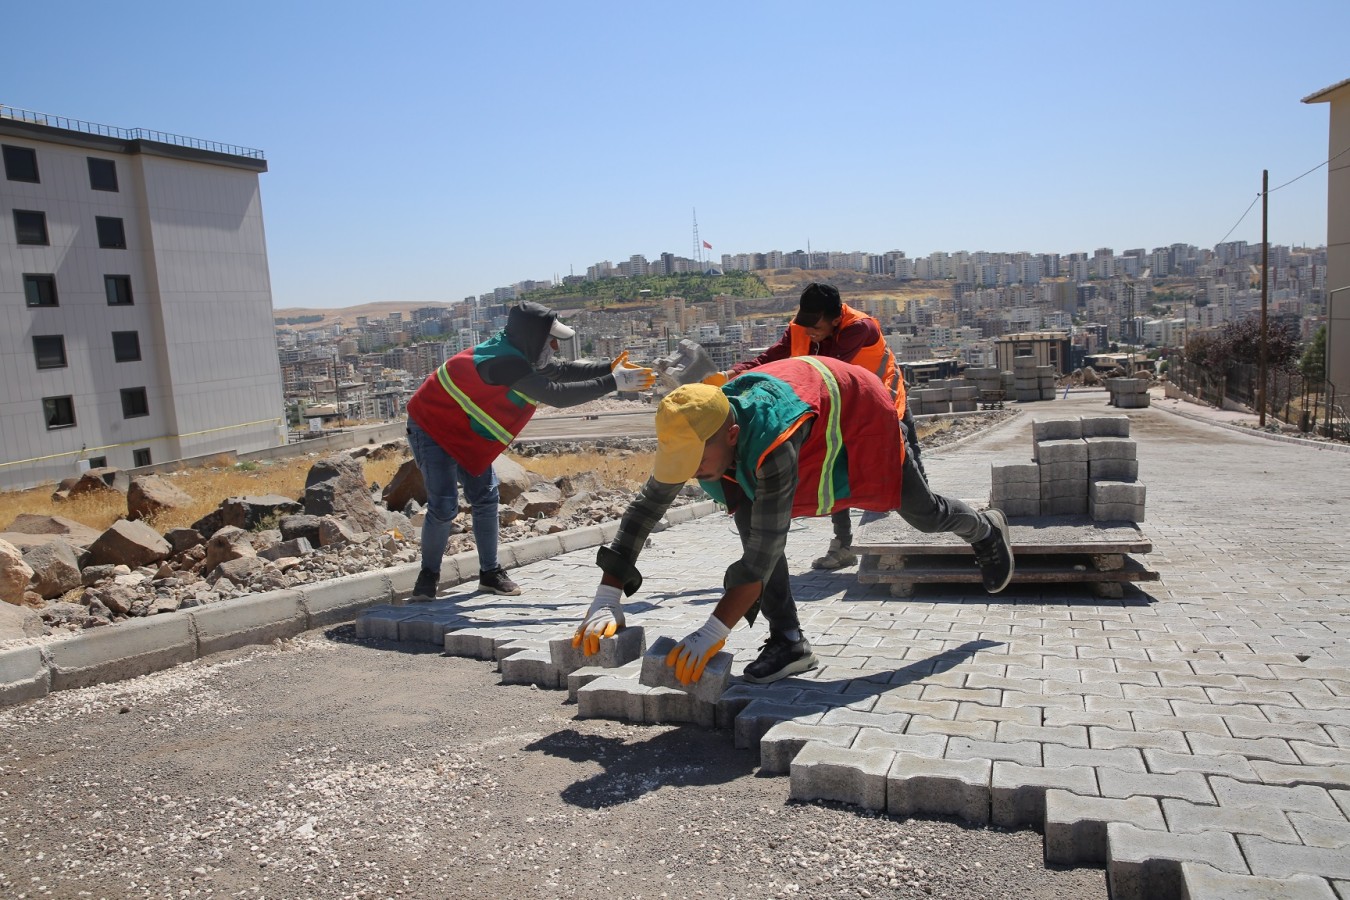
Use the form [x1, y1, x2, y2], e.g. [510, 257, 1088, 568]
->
[548, 625, 646, 676]
[1089, 726, 1189, 752]
[1143, 749, 1257, 779]
[576, 675, 647, 722]
[906, 715, 996, 741]
[567, 664, 635, 702]
[499, 649, 560, 689]
[1287, 812, 1350, 849]
[1098, 768, 1215, 804]
[1044, 744, 1145, 772]
[1187, 733, 1300, 764]
[990, 762, 1098, 828]
[758, 721, 859, 775]
[1250, 761, 1350, 789]
[443, 627, 509, 660]
[945, 736, 1041, 766]
[1210, 777, 1342, 817]
[789, 743, 893, 811]
[887, 754, 991, 825]
[818, 707, 911, 732]
[1161, 798, 1299, 843]
[1107, 823, 1246, 900]
[1043, 791, 1164, 865]
[1239, 834, 1350, 880]
[1177, 862, 1337, 900]
[643, 685, 715, 728]
[850, 730, 948, 757]
[733, 699, 828, 753]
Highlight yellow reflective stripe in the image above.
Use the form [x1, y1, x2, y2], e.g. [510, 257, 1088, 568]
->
[799, 356, 844, 515]
[436, 364, 514, 445]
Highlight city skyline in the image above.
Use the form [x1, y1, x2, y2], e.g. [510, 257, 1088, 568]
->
[4, 1, 1347, 309]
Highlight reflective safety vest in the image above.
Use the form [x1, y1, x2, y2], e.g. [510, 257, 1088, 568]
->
[405, 333, 537, 477]
[698, 356, 905, 518]
[788, 303, 907, 417]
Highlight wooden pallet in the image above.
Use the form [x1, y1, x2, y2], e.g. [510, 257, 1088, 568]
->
[853, 514, 1157, 599]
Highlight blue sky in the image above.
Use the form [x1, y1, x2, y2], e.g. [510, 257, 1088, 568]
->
[6, 1, 1348, 308]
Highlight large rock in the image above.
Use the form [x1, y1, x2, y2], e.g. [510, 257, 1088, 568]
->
[303, 455, 385, 534]
[203, 526, 257, 572]
[279, 515, 322, 544]
[22, 540, 82, 600]
[0, 601, 45, 640]
[85, 520, 172, 568]
[219, 495, 303, 531]
[0, 539, 35, 605]
[2, 514, 103, 549]
[164, 527, 205, 555]
[381, 460, 426, 512]
[495, 456, 532, 505]
[68, 467, 129, 498]
[127, 475, 194, 521]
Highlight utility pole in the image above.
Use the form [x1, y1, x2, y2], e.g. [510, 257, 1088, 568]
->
[1259, 169, 1269, 427]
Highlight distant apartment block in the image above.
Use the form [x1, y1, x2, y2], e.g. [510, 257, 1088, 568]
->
[1, 106, 284, 490]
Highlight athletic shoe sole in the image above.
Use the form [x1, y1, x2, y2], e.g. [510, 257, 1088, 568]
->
[984, 508, 1015, 593]
[478, 584, 521, 596]
[741, 652, 819, 684]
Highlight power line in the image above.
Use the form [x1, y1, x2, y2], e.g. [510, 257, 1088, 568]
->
[1215, 193, 1262, 247]
[1214, 144, 1349, 247]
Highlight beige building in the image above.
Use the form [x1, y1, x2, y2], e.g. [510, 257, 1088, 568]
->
[1, 106, 284, 489]
[1304, 78, 1350, 406]
[994, 332, 1071, 375]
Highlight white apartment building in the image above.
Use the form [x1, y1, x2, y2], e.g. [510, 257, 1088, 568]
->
[1, 106, 284, 490]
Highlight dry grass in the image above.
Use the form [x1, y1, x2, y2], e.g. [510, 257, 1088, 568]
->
[507, 451, 654, 491]
[0, 452, 414, 535]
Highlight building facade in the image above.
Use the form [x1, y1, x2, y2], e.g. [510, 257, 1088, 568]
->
[1, 107, 284, 489]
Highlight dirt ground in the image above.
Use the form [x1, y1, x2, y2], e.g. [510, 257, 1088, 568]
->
[0, 626, 1105, 900]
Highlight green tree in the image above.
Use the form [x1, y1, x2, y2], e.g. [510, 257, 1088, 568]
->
[1300, 325, 1327, 382]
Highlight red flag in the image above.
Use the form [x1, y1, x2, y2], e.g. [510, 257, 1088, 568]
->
[702, 240, 712, 250]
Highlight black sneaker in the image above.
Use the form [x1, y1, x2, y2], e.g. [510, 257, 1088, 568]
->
[411, 568, 439, 601]
[478, 566, 521, 596]
[971, 508, 1015, 594]
[742, 634, 818, 684]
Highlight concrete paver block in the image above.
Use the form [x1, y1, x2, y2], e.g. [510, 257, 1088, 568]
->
[1032, 417, 1084, 442]
[1043, 791, 1164, 865]
[991, 762, 1099, 828]
[643, 685, 716, 728]
[1287, 811, 1350, 849]
[1239, 834, 1350, 880]
[1091, 481, 1146, 505]
[790, 743, 894, 811]
[191, 590, 307, 657]
[1161, 798, 1298, 843]
[759, 721, 859, 775]
[354, 604, 422, 640]
[1143, 749, 1256, 779]
[567, 664, 636, 702]
[576, 674, 647, 722]
[1178, 863, 1336, 900]
[1098, 768, 1215, 804]
[1091, 458, 1140, 481]
[991, 463, 1041, 486]
[887, 754, 991, 824]
[396, 612, 459, 645]
[734, 699, 828, 752]
[640, 635, 733, 704]
[0, 645, 50, 705]
[1034, 439, 1088, 464]
[43, 615, 198, 692]
[1085, 436, 1137, 460]
[1107, 823, 1246, 900]
[549, 625, 646, 675]
[1210, 776, 1342, 817]
[443, 627, 507, 659]
[1080, 415, 1130, 437]
[500, 649, 561, 689]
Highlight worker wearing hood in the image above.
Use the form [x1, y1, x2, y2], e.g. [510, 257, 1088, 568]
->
[406, 301, 654, 599]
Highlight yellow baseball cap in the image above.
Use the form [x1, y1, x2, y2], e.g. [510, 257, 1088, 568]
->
[653, 384, 731, 484]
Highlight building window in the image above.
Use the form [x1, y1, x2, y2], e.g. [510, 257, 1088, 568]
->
[14, 209, 49, 245]
[43, 396, 76, 429]
[87, 157, 119, 192]
[87, 456, 107, 469]
[32, 335, 67, 370]
[105, 275, 134, 306]
[3, 144, 39, 183]
[112, 330, 141, 362]
[96, 216, 127, 249]
[132, 448, 152, 467]
[120, 387, 149, 418]
[24, 274, 58, 307]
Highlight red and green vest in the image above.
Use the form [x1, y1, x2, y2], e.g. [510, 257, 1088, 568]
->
[699, 355, 905, 517]
[405, 333, 537, 477]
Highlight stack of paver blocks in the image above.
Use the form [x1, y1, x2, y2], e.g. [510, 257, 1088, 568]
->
[990, 416, 1145, 522]
[1105, 377, 1151, 408]
[1013, 357, 1058, 402]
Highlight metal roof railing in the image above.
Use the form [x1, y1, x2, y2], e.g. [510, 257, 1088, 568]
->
[0, 104, 265, 160]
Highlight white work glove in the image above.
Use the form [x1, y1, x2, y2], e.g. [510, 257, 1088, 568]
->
[611, 351, 656, 392]
[665, 614, 731, 684]
[572, 584, 625, 656]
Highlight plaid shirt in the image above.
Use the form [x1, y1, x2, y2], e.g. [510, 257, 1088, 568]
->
[607, 422, 808, 590]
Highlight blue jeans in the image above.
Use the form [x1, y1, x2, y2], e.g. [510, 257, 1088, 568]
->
[407, 420, 500, 574]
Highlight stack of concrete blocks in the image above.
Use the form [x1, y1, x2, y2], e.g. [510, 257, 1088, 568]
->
[1105, 377, 1151, 408]
[966, 366, 1001, 396]
[949, 381, 979, 412]
[437, 622, 646, 691]
[989, 416, 1145, 522]
[573, 635, 734, 729]
[911, 382, 950, 415]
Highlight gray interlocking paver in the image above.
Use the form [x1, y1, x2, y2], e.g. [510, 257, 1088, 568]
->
[1176, 863, 1337, 900]
[352, 393, 1350, 889]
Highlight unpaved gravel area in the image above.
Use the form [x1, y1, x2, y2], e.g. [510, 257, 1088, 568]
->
[0, 625, 1103, 900]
